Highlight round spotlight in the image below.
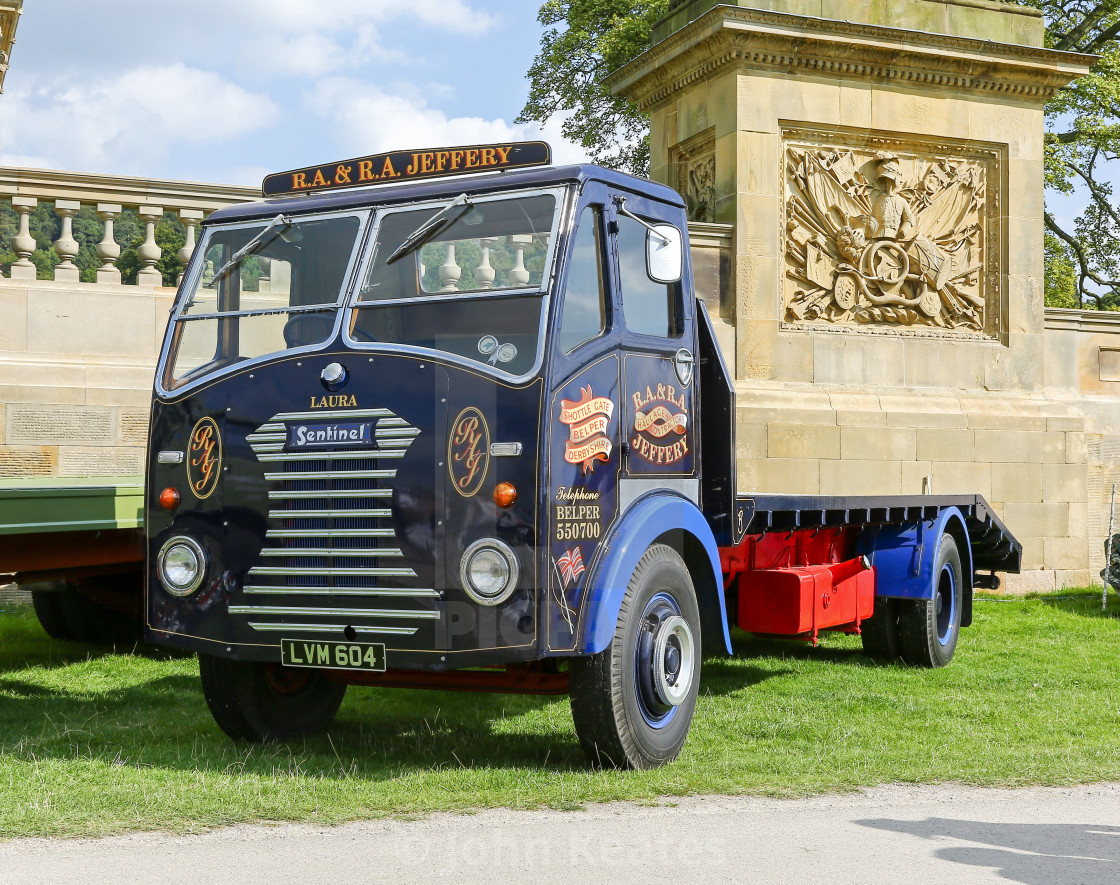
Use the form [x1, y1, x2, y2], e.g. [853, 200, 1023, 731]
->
[157, 536, 207, 597]
[459, 539, 520, 606]
[320, 362, 348, 390]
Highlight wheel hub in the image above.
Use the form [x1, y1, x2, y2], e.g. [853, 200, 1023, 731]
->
[664, 643, 681, 679]
[652, 614, 695, 707]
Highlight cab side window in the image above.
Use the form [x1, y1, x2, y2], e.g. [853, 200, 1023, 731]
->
[558, 207, 607, 353]
[617, 215, 683, 338]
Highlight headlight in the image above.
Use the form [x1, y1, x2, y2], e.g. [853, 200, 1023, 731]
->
[157, 536, 207, 597]
[459, 539, 520, 606]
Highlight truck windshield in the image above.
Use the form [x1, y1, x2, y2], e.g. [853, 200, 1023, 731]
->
[162, 212, 366, 390]
[349, 190, 560, 377]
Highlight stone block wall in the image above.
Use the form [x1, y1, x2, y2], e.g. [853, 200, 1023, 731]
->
[1045, 308, 1120, 587]
[732, 386, 1091, 590]
[0, 278, 174, 479]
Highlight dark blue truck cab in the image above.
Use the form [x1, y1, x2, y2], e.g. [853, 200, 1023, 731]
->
[145, 143, 1020, 768]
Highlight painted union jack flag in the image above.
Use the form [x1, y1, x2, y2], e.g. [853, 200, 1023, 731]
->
[557, 546, 585, 587]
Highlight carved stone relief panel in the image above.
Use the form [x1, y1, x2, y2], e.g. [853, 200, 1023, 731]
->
[781, 125, 1003, 340]
[673, 129, 716, 223]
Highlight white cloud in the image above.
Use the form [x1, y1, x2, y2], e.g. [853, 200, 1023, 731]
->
[304, 77, 591, 165]
[0, 152, 57, 170]
[236, 0, 496, 37]
[227, 165, 274, 189]
[3, 64, 277, 175]
[103, 1, 497, 78]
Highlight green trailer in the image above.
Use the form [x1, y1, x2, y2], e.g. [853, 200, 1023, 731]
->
[0, 476, 145, 642]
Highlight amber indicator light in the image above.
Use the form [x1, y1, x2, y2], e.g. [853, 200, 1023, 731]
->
[493, 482, 517, 509]
[159, 487, 181, 510]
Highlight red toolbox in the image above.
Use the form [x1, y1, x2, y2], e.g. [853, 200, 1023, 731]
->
[737, 559, 876, 642]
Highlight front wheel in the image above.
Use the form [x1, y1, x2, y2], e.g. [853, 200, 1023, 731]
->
[898, 534, 964, 667]
[198, 654, 347, 742]
[569, 544, 701, 769]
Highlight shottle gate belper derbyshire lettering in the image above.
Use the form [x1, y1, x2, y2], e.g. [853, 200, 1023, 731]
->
[559, 386, 615, 474]
[782, 126, 1002, 339]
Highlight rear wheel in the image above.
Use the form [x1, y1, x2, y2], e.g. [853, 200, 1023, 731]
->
[569, 544, 701, 769]
[59, 584, 137, 645]
[30, 584, 75, 640]
[898, 534, 964, 668]
[199, 654, 347, 742]
[860, 595, 901, 661]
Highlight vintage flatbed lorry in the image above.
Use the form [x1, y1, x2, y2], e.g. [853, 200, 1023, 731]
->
[143, 142, 1021, 768]
[0, 476, 144, 642]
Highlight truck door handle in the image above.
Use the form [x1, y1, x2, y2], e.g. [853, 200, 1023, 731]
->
[673, 348, 694, 386]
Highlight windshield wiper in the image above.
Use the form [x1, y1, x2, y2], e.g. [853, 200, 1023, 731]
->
[211, 213, 291, 283]
[386, 194, 471, 265]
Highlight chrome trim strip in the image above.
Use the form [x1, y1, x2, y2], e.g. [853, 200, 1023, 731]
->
[266, 528, 394, 539]
[267, 489, 392, 500]
[352, 286, 539, 309]
[243, 586, 438, 597]
[264, 469, 397, 480]
[231, 604, 437, 620]
[176, 303, 335, 321]
[258, 547, 403, 557]
[246, 622, 418, 635]
[256, 450, 405, 461]
[248, 565, 414, 577]
[266, 508, 392, 519]
[272, 408, 395, 421]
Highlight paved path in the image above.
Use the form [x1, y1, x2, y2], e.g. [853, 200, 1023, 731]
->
[3, 783, 1119, 884]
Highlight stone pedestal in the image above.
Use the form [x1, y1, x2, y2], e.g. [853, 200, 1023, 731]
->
[611, 0, 1098, 589]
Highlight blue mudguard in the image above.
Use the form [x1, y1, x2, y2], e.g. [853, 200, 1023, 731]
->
[580, 492, 732, 656]
[857, 506, 974, 600]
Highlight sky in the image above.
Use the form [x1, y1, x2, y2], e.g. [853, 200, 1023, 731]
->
[0, 1, 590, 187]
[0, 1, 1090, 232]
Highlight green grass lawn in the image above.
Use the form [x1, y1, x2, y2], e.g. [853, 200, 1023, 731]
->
[1, 592, 1118, 838]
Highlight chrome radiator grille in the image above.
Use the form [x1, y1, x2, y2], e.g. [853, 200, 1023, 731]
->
[233, 407, 436, 637]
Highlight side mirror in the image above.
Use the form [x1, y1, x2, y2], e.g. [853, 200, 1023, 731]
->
[646, 225, 682, 283]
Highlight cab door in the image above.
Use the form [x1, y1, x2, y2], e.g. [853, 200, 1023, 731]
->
[544, 186, 621, 652]
[608, 193, 697, 505]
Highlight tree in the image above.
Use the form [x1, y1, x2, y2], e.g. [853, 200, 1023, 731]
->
[517, 0, 671, 176]
[521, 0, 1120, 310]
[1040, 1, 1120, 310]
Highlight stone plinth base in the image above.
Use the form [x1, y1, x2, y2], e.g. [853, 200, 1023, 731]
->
[735, 382, 1094, 591]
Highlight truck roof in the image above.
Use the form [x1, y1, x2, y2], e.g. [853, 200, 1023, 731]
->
[207, 164, 686, 225]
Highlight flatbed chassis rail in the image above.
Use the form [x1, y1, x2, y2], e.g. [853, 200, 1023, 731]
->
[737, 493, 1021, 573]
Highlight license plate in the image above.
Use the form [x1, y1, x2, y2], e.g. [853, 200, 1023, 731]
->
[281, 638, 386, 671]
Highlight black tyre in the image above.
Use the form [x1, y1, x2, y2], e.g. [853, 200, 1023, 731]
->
[58, 584, 137, 645]
[860, 595, 901, 661]
[898, 534, 964, 668]
[569, 544, 701, 769]
[30, 585, 75, 640]
[198, 653, 347, 742]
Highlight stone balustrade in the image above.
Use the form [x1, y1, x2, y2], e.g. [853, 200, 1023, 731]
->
[0, 166, 258, 286]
